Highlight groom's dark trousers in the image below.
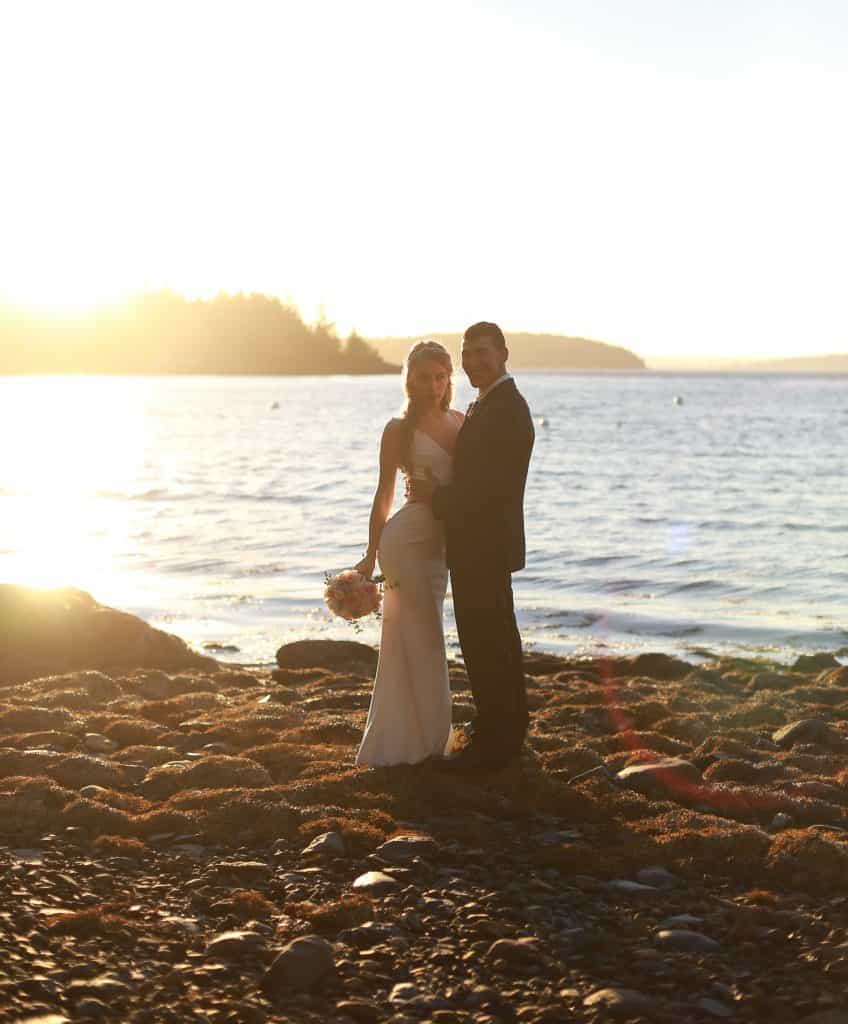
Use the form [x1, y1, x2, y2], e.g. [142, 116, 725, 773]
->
[432, 378, 534, 760]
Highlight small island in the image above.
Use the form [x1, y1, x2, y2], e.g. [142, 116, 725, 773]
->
[369, 331, 646, 371]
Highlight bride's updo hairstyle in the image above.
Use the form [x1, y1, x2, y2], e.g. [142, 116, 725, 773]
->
[398, 340, 454, 474]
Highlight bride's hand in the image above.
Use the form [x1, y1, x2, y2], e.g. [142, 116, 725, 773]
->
[354, 554, 376, 580]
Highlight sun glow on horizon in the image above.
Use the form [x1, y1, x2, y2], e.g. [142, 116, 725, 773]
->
[1, 377, 148, 592]
[0, 289, 139, 319]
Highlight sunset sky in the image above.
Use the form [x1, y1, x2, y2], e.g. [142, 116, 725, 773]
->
[1, 0, 846, 360]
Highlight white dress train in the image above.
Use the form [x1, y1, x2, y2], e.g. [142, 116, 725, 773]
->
[356, 430, 455, 766]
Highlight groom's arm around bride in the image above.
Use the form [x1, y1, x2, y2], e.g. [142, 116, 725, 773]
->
[412, 322, 534, 772]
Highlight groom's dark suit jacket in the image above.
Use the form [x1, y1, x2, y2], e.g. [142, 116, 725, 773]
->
[432, 378, 534, 572]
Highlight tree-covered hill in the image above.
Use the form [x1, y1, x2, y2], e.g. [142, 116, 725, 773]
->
[0, 292, 398, 375]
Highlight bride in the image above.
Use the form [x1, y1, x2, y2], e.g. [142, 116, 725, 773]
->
[354, 341, 463, 767]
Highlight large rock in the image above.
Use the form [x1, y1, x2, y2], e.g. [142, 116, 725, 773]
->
[655, 928, 721, 953]
[205, 929, 265, 959]
[0, 586, 217, 685]
[376, 834, 438, 864]
[352, 871, 400, 895]
[772, 719, 838, 748]
[275, 639, 377, 673]
[301, 831, 346, 858]
[261, 934, 335, 993]
[793, 652, 840, 673]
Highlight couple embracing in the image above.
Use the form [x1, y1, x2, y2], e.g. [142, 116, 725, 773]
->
[354, 322, 534, 775]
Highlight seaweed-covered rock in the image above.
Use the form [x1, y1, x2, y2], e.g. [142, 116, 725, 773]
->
[0, 705, 79, 734]
[48, 753, 131, 790]
[644, 815, 772, 879]
[0, 746, 63, 778]
[102, 719, 168, 747]
[703, 758, 787, 785]
[139, 755, 273, 799]
[609, 653, 693, 681]
[749, 671, 798, 692]
[820, 665, 848, 687]
[767, 828, 848, 891]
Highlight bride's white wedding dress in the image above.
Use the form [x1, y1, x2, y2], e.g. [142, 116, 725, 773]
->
[356, 429, 455, 767]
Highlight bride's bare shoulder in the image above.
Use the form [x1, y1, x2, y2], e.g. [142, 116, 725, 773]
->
[449, 408, 465, 424]
[380, 418, 406, 451]
[383, 417, 406, 436]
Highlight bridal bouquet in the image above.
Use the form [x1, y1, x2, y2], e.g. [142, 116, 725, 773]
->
[324, 569, 382, 622]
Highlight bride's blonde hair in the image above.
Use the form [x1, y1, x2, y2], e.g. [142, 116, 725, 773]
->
[398, 340, 454, 473]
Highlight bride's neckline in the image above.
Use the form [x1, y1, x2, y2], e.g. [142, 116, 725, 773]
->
[414, 427, 455, 458]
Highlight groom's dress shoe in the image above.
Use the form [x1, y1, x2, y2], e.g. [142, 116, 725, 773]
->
[432, 743, 509, 776]
[457, 719, 475, 738]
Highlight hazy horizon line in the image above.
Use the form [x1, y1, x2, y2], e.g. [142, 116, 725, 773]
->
[1, 290, 844, 366]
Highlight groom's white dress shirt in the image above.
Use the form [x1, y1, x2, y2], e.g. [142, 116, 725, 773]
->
[478, 372, 512, 401]
[467, 373, 512, 416]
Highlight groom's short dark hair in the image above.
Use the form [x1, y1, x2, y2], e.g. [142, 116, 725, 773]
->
[464, 321, 507, 351]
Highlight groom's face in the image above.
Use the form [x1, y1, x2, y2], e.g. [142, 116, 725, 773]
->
[462, 335, 508, 391]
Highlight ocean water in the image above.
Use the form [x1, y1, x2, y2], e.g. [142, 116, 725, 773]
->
[1, 373, 846, 666]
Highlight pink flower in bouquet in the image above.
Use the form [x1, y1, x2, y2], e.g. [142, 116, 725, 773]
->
[324, 569, 382, 621]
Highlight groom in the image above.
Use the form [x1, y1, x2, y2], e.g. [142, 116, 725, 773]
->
[411, 322, 534, 773]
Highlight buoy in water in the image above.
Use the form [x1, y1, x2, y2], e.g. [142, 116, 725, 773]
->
[673, 395, 684, 406]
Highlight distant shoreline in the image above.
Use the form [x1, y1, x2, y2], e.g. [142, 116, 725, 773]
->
[0, 367, 402, 378]
[647, 356, 848, 373]
[2, 366, 847, 377]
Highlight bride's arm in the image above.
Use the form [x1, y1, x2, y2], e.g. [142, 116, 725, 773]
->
[354, 420, 403, 579]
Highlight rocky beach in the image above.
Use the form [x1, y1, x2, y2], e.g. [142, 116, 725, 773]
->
[2, 585, 848, 1024]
